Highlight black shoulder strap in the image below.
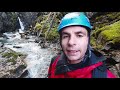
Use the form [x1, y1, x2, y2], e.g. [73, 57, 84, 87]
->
[92, 62, 107, 78]
[51, 56, 59, 64]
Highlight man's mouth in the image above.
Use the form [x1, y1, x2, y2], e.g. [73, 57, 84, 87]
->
[67, 50, 79, 55]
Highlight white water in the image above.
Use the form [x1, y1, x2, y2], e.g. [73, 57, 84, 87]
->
[18, 17, 24, 33]
[3, 33, 58, 78]
[2, 17, 58, 78]
[3, 32, 21, 41]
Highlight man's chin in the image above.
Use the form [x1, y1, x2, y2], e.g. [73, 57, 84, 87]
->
[67, 55, 80, 61]
[67, 57, 81, 64]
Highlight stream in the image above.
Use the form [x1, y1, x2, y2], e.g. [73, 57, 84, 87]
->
[2, 32, 58, 78]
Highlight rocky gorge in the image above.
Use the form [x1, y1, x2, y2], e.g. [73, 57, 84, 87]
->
[0, 12, 120, 78]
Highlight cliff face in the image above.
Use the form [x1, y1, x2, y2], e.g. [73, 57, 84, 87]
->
[0, 12, 18, 33]
[0, 12, 38, 35]
[89, 12, 120, 50]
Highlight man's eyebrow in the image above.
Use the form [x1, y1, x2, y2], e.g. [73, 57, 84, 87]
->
[75, 31, 86, 35]
[62, 32, 70, 35]
[75, 31, 84, 34]
[62, 31, 86, 35]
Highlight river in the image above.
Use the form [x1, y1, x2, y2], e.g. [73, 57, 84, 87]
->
[2, 32, 58, 78]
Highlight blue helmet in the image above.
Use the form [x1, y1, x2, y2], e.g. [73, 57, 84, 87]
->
[58, 12, 92, 32]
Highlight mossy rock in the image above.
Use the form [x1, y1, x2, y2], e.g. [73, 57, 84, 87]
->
[2, 51, 24, 65]
[91, 12, 120, 30]
[92, 25, 111, 39]
[90, 35, 103, 50]
[91, 20, 120, 50]
[106, 12, 120, 21]
[2, 51, 23, 59]
[7, 59, 16, 65]
[90, 36, 96, 47]
[100, 20, 120, 43]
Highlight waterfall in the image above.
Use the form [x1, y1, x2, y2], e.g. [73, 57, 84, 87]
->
[3, 34, 57, 78]
[18, 17, 24, 33]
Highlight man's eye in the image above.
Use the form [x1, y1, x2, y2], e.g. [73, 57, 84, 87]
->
[77, 35, 83, 37]
[62, 35, 68, 39]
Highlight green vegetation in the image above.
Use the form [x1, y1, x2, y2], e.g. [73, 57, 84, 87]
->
[46, 26, 59, 41]
[7, 59, 16, 65]
[100, 21, 120, 44]
[34, 13, 60, 42]
[90, 12, 120, 50]
[2, 51, 24, 65]
[92, 12, 120, 30]
[90, 35, 103, 50]
[106, 12, 120, 21]
[2, 51, 23, 58]
[34, 15, 49, 33]
[90, 35, 96, 47]
[91, 20, 120, 49]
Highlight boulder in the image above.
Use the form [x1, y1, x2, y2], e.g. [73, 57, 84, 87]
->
[0, 47, 27, 78]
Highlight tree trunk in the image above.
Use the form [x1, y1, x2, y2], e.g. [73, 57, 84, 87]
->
[45, 12, 57, 41]
[37, 12, 52, 38]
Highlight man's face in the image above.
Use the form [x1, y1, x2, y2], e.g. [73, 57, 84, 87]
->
[61, 26, 89, 64]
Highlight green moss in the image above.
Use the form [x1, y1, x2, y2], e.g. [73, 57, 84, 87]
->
[91, 20, 120, 50]
[2, 51, 24, 65]
[112, 37, 120, 44]
[46, 27, 59, 41]
[93, 25, 111, 39]
[7, 59, 16, 65]
[34, 13, 60, 42]
[34, 22, 42, 31]
[90, 12, 120, 50]
[100, 20, 120, 43]
[92, 12, 120, 31]
[34, 15, 49, 32]
[19, 64, 26, 69]
[90, 35, 104, 50]
[101, 29, 120, 41]
[106, 12, 120, 20]
[90, 36, 96, 46]
[2, 51, 23, 59]
[96, 44, 103, 50]
[93, 20, 120, 50]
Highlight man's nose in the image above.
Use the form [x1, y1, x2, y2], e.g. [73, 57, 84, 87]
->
[68, 36, 76, 46]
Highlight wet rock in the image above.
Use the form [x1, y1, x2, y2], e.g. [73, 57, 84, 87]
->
[40, 42, 49, 48]
[12, 65, 27, 78]
[19, 69, 29, 78]
[100, 49, 120, 78]
[101, 42, 113, 51]
[0, 42, 4, 47]
[0, 12, 18, 33]
[0, 47, 27, 78]
[105, 57, 120, 67]
[35, 37, 40, 43]
[13, 46, 22, 48]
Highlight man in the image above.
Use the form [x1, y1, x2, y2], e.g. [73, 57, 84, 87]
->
[48, 12, 116, 78]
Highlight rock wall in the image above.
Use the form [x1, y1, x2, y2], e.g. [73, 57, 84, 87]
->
[0, 12, 39, 35]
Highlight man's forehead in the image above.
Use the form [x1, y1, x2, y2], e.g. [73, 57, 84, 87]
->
[62, 26, 88, 33]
